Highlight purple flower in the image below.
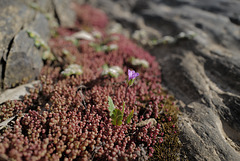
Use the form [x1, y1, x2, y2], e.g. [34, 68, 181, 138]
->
[128, 69, 139, 80]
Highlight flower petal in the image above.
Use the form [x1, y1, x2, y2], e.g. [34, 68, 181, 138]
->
[128, 69, 139, 80]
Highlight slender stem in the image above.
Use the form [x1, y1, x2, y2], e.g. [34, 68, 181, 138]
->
[124, 84, 129, 102]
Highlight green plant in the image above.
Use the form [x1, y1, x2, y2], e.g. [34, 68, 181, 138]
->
[107, 69, 139, 126]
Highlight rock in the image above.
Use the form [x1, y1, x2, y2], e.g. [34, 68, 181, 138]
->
[89, 0, 161, 38]
[141, 1, 240, 161]
[229, 14, 240, 26]
[180, 102, 240, 161]
[0, 0, 35, 60]
[0, 81, 39, 105]
[28, 13, 50, 41]
[0, 0, 35, 88]
[4, 50, 35, 89]
[136, 118, 157, 127]
[87, 0, 240, 160]
[3, 12, 49, 89]
[68, 31, 95, 41]
[0, 0, 78, 92]
[52, 0, 76, 27]
[24, 0, 53, 13]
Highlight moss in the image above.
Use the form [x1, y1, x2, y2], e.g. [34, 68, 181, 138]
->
[0, 4, 181, 161]
[152, 94, 181, 160]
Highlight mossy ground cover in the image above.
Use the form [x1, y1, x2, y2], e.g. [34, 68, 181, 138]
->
[0, 4, 180, 161]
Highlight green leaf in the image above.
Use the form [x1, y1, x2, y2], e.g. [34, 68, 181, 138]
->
[108, 96, 115, 116]
[111, 109, 123, 126]
[126, 109, 134, 124]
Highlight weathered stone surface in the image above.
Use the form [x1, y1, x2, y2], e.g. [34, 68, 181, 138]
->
[0, 81, 39, 104]
[52, 0, 76, 27]
[23, 0, 53, 13]
[28, 13, 50, 41]
[136, 118, 157, 127]
[0, 0, 36, 88]
[180, 102, 240, 161]
[143, 2, 240, 160]
[3, 33, 41, 89]
[87, 0, 240, 160]
[3, 13, 49, 89]
[0, 0, 35, 59]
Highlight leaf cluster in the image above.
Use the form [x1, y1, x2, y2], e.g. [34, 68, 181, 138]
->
[108, 97, 134, 126]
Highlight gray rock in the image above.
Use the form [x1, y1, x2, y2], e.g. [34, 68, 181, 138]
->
[0, 0, 35, 60]
[89, 0, 161, 37]
[136, 118, 157, 127]
[3, 31, 42, 89]
[0, 0, 35, 88]
[52, 0, 76, 27]
[28, 13, 50, 41]
[180, 102, 240, 161]
[23, 0, 54, 13]
[3, 12, 49, 89]
[143, 2, 240, 161]
[0, 81, 39, 104]
[87, 0, 240, 160]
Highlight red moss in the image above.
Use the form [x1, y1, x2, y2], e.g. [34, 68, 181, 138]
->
[0, 100, 27, 122]
[0, 4, 180, 161]
[56, 27, 78, 37]
[74, 4, 108, 30]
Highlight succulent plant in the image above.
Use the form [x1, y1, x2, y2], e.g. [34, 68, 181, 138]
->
[0, 4, 180, 161]
[61, 64, 83, 76]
